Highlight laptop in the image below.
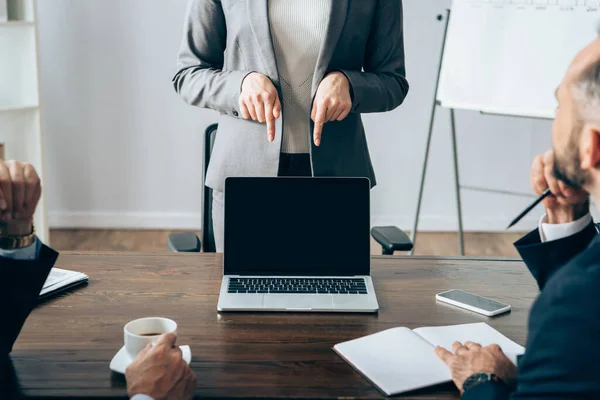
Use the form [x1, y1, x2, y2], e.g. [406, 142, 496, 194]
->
[217, 177, 379, 313]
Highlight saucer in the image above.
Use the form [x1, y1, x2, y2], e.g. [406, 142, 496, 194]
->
[110, 345, 192, 374]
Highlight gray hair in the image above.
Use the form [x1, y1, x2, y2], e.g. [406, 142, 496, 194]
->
[571, 22, 600, 122]
[574, 51, 600, 123]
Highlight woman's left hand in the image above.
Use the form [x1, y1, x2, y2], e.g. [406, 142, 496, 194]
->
[311, 72, 352, 147]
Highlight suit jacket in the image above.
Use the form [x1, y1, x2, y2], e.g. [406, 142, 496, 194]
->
[0, 245, 58, 399]
[463, 223, 600, 399]
[173, 0, 409, 192]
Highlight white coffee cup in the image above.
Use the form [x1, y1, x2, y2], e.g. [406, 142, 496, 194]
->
[124, 317, 177, 359]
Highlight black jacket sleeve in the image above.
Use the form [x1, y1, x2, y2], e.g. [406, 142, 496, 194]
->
[514, 223, 597, 290]
[510, 260, 600, 399]
[0, 245, 58, 396]
[460, 224, 599, 400]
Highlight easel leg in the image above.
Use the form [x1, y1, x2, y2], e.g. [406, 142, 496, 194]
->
[409, 10, 451, 256]
[409, 105, 438, 256]
[450, 109, 465, 256]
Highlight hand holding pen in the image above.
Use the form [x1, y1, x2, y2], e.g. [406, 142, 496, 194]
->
[508, 150, 589, 229]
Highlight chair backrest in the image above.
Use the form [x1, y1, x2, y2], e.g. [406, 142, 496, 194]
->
[202, 123, 218, 252]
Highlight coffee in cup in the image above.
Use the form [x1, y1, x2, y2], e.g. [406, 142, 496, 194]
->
[124, 317, 177, 359]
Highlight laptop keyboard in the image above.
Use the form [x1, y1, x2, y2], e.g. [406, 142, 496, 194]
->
[227, 278, 368, 294]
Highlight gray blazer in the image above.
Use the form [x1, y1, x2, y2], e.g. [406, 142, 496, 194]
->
[173, 0, 409, 192]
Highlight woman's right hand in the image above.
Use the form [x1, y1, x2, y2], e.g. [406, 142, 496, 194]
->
[240, 72, 282, 142]
[531, 150, 589, 224]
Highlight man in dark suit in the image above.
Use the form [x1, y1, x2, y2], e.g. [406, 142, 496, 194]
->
[433, 31, 600, 399]
[0, 159, 57, 399]
[0, 159, 195, 400]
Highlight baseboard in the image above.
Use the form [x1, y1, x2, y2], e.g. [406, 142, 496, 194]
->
[49, 211, 538, 232]
[370, 214, 539, 232]
[48, 211, 203, 230]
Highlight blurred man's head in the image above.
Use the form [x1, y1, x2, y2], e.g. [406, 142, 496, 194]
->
[552, 30, 600, 196]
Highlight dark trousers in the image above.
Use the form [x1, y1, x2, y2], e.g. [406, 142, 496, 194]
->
[278, 153, 312, 177]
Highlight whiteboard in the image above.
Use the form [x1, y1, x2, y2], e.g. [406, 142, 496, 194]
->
[437, 0, 600, 119]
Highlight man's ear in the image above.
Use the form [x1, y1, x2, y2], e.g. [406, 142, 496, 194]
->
[580, 124, 600, 170]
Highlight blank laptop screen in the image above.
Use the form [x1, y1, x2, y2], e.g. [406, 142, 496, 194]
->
[224, 177, 370, 276]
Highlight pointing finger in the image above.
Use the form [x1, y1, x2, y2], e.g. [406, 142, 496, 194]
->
[313, 104, 327, 147]
[313, 122, 324, 147]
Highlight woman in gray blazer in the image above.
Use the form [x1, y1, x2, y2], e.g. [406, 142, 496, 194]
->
[173, 0, 409, 252]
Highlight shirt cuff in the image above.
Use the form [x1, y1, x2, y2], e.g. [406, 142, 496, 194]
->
[130, 395, 155, 400]
[538, 213, 592, 243]
[0, 237, 41, 260]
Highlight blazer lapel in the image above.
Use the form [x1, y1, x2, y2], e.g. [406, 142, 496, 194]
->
[247, 0, 279, 81]
[312, 0, 349, 95]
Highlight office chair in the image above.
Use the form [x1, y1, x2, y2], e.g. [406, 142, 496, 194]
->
[168, 124, 413, 255]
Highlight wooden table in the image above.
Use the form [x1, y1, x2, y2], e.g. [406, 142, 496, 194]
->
[12, 253, 537, 399]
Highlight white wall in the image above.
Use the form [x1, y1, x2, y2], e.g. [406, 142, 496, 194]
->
[37, 0, 570, 232]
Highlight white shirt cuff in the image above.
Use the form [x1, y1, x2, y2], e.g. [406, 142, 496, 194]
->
[130, 395, 155, 400]
[0, 237, 41, 260]
[538, 213, 592, 243]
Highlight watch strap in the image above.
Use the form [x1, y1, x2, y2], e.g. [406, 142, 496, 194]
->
[0, 224, 36, 250]
[463, 373, 506, 393]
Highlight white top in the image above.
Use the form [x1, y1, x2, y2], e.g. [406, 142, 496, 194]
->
[131, 394, 154, 400]
[268, 0, 331, 154]
[538, 213, 593, 243]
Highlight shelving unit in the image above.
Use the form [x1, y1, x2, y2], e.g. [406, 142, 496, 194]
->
[0, 0, 49, 243]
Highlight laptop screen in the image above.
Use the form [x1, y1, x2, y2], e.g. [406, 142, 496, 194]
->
[224, 177, 370, 276]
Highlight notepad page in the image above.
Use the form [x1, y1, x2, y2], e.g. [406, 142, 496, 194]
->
[413, 323, 525, 365]
[40, 268, 88, 296]
[333, 327, 451, 396]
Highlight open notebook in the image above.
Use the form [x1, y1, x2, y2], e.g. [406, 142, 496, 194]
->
[39, 268, 88, 299]
[333, 323, 524, 396]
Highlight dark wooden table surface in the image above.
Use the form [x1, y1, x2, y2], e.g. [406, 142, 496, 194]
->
[12, 253, 537, 399]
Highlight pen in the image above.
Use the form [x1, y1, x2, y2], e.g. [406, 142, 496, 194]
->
[507, 188, 552, 229]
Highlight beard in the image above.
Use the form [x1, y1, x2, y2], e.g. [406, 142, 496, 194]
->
[553, 156, 586, 189]
[553, 125, 588, 190]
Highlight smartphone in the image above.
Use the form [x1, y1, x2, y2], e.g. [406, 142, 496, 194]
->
[436, 289, 511, 317]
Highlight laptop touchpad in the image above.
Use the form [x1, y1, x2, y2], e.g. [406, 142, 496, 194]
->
[263, 295, 334, 310]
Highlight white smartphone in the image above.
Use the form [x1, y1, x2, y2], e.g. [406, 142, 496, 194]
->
[436, 289, 511, 317]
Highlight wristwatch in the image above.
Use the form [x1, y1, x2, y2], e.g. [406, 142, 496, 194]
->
[463, 373, 506, 393]
[0, 223, 36, 250]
